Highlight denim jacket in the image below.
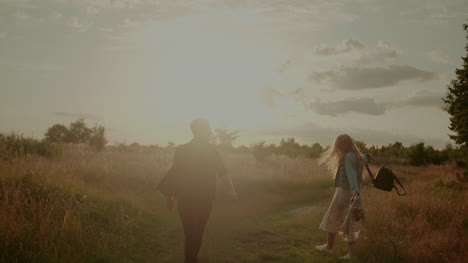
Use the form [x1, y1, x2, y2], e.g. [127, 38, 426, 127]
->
[334, 152, 369, 195]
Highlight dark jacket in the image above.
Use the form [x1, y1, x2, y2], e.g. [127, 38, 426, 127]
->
[157, 139, 225, 201]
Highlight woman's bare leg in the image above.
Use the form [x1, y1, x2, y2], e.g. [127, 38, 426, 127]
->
[327, 232, 337, 249]
[348, 241, 357, 258]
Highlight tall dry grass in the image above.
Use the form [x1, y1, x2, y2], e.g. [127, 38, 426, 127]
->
[0, 145, 329, 262]
[360, 164, 467, 263]
[0, 144, 466, 262]
[0, 145, 175, 262]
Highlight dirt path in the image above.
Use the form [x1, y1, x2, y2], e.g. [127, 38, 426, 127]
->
[145, 179, 355, 263]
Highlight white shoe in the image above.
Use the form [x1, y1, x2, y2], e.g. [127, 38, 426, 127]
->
[340, 254, 354, 260]
[315, 244, 334, 255]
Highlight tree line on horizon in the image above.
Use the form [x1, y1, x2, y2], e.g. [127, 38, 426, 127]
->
[44, 119, 107, 151]
[110, 134, 466, 167]
[0, 117, 465, 168]
[0, 119, 108, 159]
[245, 138, 466, 167]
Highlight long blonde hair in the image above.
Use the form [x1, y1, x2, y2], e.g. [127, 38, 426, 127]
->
[319, 134, 363, 178]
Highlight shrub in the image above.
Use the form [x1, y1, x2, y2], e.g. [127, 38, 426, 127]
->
[251, 141, 272, 162]
[0, 133, 62, 159]
[89, 125, 107, 151]
[409, 142, 428, 166]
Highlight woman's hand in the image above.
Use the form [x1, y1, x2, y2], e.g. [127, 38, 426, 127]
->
[351, 192, 360, 203]
[365, 153, 374, 162]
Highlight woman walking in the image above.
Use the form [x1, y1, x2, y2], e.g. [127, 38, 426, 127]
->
[315, 134, 371, 260]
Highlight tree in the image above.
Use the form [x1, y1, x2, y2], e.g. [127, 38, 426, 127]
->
[235, 145, 250, 153]
[43, 119, 108, 150]
[44, 124, 69, 142]
[278, 137, 301, 157]
[409, 142, 428, 166]
[251, 141, 271, 162]
[354, 140, 367, 153]
[443, 24, 468, 147]
[309, 143, 324, 158]
[214, 128, 239, 150]
[89, 125, 107, 151]
[386, 141, 405, 157]
[66, 119, 92, 144]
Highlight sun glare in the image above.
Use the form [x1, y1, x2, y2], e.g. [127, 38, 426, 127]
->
[137, 14, 288, 130]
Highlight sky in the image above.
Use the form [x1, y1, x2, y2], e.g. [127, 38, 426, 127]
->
[0, 0, 467, 148]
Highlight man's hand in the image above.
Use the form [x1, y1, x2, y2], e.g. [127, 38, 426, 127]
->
[166, 197, 175, 211]
[219, 171, 238, 201]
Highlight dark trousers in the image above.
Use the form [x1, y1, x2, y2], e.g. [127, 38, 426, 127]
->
[177, 199, 213, 263]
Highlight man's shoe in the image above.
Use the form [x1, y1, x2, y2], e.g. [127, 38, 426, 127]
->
[340, 254, 354, 260]
[314, 244, 334, 255]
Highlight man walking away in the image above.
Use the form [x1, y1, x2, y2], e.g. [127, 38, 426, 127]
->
[157, 118, 238, 263]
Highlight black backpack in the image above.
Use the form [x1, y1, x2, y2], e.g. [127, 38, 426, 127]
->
[365, 160, 406, 196]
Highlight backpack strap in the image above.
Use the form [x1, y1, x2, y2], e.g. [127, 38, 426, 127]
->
[364, 153, 383, 180]
[364, 163, 375, 180]
[365, 154, 407, 196]
[392, 173, 407, 196]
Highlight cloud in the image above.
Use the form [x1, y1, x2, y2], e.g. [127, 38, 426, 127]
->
[278, 59, 292, 73]
[373, 40, 400, 61]
[55, 112, 101, 121]
[67, 16, 92, 32]
[121, 18, 153, 28]
[303, 90, 444, 117]
[309, 98, 386, 116]
[261, 88, 282, 108]
[99, 27, 113, 32]
[50, 11, 63, 20]
[87, 5, 99, 15]
[313, 39, 401, 62]
[314, 39, 365, 56]
[310, 65, 436, 90]
[404, 91, 445, 108]
[1, 0, 32, 5]
[33, 65, 62, 71]
[289, 88, 306, 105]
[398, 0, 468, 25]
[394, 90, 445, 109]
[80, 0, 150, 9]
[14, 10, 29, 20]
[13, 62, 63, 72]
[286, 2, 358, 24]
[427, 50, 456, 66]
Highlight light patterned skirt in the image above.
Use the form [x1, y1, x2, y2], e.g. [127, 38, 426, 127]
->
[319, 187, 362, 242]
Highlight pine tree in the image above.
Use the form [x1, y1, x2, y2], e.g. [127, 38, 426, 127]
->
[443, 24, 468, 147]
